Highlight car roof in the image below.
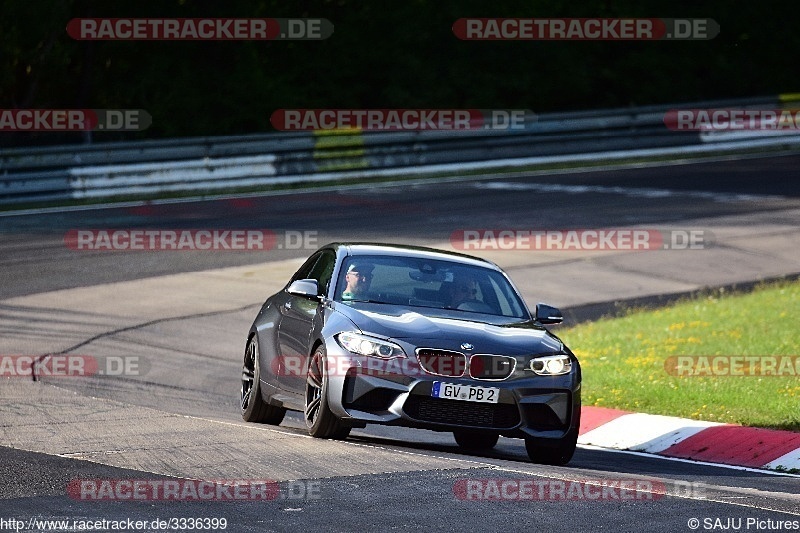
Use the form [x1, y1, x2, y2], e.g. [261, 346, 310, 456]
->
[323, 242, 502, 271]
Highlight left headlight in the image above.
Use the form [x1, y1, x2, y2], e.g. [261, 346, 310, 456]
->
[529, 354, 572, 376]
[335, 332, 406, 359]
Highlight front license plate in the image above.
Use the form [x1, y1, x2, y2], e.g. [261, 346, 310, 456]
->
[431, 381, 499, 404]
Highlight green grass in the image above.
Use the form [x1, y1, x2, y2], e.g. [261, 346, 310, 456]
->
[557, 280, 800, 431]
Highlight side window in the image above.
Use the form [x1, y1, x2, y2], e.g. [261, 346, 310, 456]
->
[307, 251, 336, 296]
[290, 252, 323, 283]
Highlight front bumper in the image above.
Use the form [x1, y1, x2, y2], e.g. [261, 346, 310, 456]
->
[323, 337, 581, 440]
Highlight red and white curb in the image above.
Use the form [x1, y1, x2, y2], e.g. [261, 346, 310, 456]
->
[579, 407, 800, 472]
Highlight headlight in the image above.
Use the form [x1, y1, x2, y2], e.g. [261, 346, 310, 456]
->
[529, 354, 572, 376]
[335, 332, 405, 359]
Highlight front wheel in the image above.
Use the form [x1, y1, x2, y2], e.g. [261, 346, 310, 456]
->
[453, 430, 499, 450]
[305, 347, 351, 439]
[241, 336, 286, 424]
[524, 427, 578, 465]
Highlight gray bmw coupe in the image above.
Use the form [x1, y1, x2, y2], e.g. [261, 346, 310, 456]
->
[240, 243, 581, 465]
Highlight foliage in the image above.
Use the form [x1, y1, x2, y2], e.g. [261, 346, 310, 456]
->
[2, 0, 799, 143]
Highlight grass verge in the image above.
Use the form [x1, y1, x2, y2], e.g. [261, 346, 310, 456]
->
[557, 280, 800, 431]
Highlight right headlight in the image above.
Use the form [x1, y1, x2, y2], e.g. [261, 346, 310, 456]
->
[335, 332, 406, 359]
[528, 354, 572, 376]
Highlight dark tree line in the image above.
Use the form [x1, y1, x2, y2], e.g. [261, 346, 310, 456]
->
[1, 0, 798, 145]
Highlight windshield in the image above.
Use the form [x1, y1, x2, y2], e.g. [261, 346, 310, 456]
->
[335, 255, 528, 319]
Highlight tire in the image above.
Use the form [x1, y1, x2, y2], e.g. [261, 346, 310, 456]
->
[453, 430, 499, 450]
[305, 346, 351, 439]
[524, 427, 578, 466]
[241, 335, 286, 424]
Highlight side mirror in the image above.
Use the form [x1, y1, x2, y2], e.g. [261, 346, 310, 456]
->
[535, 303, 563, 325]
[287, 279, 320, 300]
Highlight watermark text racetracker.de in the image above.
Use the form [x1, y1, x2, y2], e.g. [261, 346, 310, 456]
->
[453, 478, 707, 502]
[273, 353, 461, 379]
[1, 355, 148, 379]
[67, 18, 334, 40]
[0, 109, 150, 131]
[450, 229, 710, 251]
[455, 478, 663, 502]
[665, 356, 800, 377]
[664, 108, 800, 131]
[64, 229, 318, 251]
[455, 478, 708, 502]
[270, 109, 531, 131]
[68, 478, 321, 502]
[452, 18, 719, 40]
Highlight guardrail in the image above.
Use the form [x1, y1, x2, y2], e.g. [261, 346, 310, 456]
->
[2, 95, 799, 205]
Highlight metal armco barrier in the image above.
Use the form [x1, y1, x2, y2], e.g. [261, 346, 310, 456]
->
[2, 95, 799, 205]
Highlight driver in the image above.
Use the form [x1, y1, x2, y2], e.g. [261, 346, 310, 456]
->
[447, 274, 480, 308]
[341, 262, 374, 300]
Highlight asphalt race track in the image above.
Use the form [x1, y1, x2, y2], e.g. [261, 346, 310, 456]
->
[1, 154, 800, 532]
[2, 153, 799, 298]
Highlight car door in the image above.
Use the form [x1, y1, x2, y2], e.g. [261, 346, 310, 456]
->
[276, 250, 336, 394]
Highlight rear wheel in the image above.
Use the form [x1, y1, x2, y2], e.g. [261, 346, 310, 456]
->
[524, 427, 578, 465]
[453, 430, 499, 450]
[241, 336, 286, 424]
[305, 347, 351, 439]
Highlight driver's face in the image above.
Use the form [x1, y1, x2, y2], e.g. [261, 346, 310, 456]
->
[455, 281, 478, 298]
[451, 279, 478, 305]
[346, 270, 372, 293]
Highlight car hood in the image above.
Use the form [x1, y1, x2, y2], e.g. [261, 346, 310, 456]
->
[332, 302, 564, 356]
